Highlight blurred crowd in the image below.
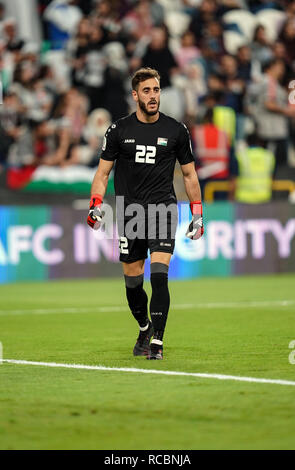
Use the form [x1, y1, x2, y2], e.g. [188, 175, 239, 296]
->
[1, 0, 295, 201]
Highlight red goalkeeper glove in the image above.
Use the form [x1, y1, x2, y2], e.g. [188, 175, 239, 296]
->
[186, 200, 204, 240]
[87, 194, 103, 229]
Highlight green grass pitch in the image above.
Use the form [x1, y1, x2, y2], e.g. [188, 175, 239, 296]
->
[0, 274, 295, 450]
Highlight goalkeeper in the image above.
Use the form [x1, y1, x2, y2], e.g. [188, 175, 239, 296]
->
[87, 67, 203, 360]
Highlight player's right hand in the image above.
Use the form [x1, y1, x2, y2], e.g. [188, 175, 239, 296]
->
[186, 200, 204, 240]
[87, 194, 103, 229]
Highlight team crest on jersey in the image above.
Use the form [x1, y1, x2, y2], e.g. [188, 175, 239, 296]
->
[157, 137, 168, 146]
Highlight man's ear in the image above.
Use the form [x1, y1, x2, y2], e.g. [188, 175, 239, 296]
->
[132, 89, 138, 103]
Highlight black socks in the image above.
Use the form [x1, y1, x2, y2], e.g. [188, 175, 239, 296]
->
[125, 274, 149, 328]
[125, 263, 170, 343]
[150, 263, 170, 343]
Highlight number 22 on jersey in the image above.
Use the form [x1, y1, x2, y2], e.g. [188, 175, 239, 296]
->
[135, 145, 156, 164]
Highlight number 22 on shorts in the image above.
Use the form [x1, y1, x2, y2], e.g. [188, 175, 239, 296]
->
[119, 236, 129, 254]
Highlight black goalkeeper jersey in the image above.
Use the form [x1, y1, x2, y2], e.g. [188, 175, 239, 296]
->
[100, 112, 195, 206]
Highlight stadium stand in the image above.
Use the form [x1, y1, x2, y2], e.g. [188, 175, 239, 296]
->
[0, 0, 295, 203]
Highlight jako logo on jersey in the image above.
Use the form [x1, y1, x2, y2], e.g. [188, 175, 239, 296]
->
[157, 137, 168, 146]
[124, 139, 135, 143]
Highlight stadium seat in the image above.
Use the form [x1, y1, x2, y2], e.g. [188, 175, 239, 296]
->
[223, 30, 248, 55]
[157, 0, 183, 13]
[164, 11, 191, 38]
[222, 9, 258, 41]
[255, 9, 286, 42]
[168, 36, 181, 55]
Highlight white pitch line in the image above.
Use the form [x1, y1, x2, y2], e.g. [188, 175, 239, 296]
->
[0, 300, 294, 316]
[2, 359, 295, 387]
[0, 306, 128, 316]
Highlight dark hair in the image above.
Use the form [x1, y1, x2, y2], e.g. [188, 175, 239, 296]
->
[253, 24, 265, 41]
[247, 133, 263, 147]
[262, 58, 284, 73]
[131, 67, 160, 91]
[202, 108, 214, 124]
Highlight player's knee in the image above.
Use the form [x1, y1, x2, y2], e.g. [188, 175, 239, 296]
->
[124, 274, 148, 311]
[122, 260, 145, 277]
[124, 274, 144, 289]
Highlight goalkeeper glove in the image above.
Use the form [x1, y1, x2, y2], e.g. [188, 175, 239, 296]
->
[87, 194, 103, 229]
[186, 200, 204, 240]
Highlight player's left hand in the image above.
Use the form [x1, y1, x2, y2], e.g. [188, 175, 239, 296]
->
[186, 201, 204, 240]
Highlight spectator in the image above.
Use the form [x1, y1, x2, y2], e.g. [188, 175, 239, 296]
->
[217, 54, 246, 139]
[11, 62, 53, 122]
[236, 45, 253, 82]
[11, 62, 38, 113]
[43, 87, 90, 166]
[250, 24, 273, 67]
[133, 24, 185, 120]
[59, 87, 88, 142]
[68, 17, 92, 88]
[189, 0, 222, 48]
[38, 64, 62, 96]
[201, 91, 237, 145]
[181, 62, 207, 120]
[102, 42, 129, 120]
[191, 107, 238, 200]
[250, 58, 295, 173]
[0, 0, 293, 187]
[2, 18, 25, 52]
[20, 42, 41, 80]
[67, 16, 92, 59]
[43, 0, 83, 50]
[218, 54, 246, 112]
[32, 75, 54, 118]
[63, 108, 111, 167]
[91, 0, 121, 27]
[77, 24, 107, 111]
[285, 0, 295, 21]
[36, 119, 72, 166]
[33, 88, 85, 167]
[122, 0, 154, 43]
[278, 17, 295, 64]
[139, 26, 179, 89]
[200, 20, 226, 62]
[174, 30, 201, 72]
[90, 3, 121, 45]
[0, 92, 24, 167]
[235, 133, 275, 203]
[0, 91, 37, 166]
[149, 0, 165, 26]
[271, 41, 293, 85]
[207, 72, 226, 96]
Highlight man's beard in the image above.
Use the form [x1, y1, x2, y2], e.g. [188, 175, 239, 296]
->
[138, 97, 160, 116]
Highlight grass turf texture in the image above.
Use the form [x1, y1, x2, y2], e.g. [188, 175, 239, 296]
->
[0, 274, 295, 450]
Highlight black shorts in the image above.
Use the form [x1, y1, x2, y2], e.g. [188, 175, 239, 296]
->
[117, 204, 178, 263]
